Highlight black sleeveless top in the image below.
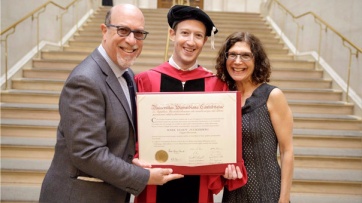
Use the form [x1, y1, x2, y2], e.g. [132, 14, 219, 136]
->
[223, 83, 281, 203]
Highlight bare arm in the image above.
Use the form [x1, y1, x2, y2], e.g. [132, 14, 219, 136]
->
[267, 88, 294, 203]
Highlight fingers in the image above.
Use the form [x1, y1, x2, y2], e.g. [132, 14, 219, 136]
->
[230, 164, 237, 178]
[223, 164, 243, 180]
[161, 168, 173, 175]
[223, 164, 235, 179]
[163, 173, 184, 182]
[147, 168, 184, 185]
[236, 166, 243, 179]
[160, 168, 184, 183]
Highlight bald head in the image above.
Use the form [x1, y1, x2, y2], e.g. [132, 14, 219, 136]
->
[105, 4, 144, 25]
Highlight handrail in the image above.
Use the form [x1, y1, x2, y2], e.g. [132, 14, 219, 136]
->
[1, 1, 76, 35]
[0, 0, 83, 90]
[164, 0, 190, 61]
[272, 0, 362, 53]
[265, 0, 362, 102]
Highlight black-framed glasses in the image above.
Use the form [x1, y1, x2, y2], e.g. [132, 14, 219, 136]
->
[106, 24, 149, 40]
[225, 52, 254, 61]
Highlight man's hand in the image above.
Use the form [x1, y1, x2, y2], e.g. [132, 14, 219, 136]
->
[223, 164, 243, 180]
[147, 168, 184, 185]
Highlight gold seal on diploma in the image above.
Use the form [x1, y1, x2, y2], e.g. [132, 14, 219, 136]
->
[155, 150, 168, 163]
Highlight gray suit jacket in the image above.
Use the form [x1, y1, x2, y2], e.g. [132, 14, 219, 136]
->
[39, 49, 149, 203]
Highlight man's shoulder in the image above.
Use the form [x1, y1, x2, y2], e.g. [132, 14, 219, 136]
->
[66, 53, 104, 83]
[196, 65, 215, 74]
[135, 63, 168, 78]
[135, 68, 159, 79]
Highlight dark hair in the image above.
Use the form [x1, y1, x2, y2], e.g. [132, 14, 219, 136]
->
[215, 32, 271, 90]
[105, 9, 112, 25]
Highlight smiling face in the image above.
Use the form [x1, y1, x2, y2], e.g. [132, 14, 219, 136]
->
[170, 19, 208, 70]
[101, 4, 145, 70]
[226, 41, 255, 84]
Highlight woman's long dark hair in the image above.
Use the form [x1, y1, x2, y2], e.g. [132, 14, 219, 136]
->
[215, 32, 271, 90]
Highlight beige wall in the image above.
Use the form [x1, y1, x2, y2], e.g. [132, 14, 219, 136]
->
[1, 0, 99, 82]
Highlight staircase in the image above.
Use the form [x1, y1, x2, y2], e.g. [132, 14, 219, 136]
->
[1, 6, 362, 203]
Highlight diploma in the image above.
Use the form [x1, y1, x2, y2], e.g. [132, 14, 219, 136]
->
[137, 92, 242, 175]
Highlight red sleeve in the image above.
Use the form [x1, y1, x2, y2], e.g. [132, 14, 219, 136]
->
[134, 70, 161, 159]
[135, 72, 151, 92]
[204, 76, 228, 91]
[133, 74, 146, 159]
[135, 70, 162, 92]
[134, 142, 139, 158]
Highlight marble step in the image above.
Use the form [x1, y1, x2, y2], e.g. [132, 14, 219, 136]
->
[1, 159, 361, 202]
[40, 47, 289, 61]
[10, 77, 331, 91]
[1, 100, 354, 121]
[2, 136, 360, 169]
[1, 88, 343, 104]
[1, 118, 58, 137]
[31, 58, 314, 71]
[2, 184, 361, 203]
[288, 100, 354, 115]
[1, 103, 59, 120]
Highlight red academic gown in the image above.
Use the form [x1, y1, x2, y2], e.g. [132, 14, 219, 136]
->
[134, 62, 247, 203]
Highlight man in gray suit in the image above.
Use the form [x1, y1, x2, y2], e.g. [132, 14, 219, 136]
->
[39, 4, 183, 203]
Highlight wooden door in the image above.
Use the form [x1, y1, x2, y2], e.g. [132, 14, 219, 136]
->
[157, 0, 204, 9]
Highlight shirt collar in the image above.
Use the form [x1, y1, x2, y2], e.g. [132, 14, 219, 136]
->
[98, 44, 128, 78]
[169, 55, 198, 71]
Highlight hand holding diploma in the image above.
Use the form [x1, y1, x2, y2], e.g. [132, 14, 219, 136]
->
[223, 164, 243, 180]
[133, 158, 184, 185]
[147, 168, 184, 185]
[134, 157, 242, 180]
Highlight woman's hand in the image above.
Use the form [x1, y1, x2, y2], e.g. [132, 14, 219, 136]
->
[223, 164, 243, 180]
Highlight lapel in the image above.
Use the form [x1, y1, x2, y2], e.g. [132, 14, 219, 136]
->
[90, 49, 135, 130]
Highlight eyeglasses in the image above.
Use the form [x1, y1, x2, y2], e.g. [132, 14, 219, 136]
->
[106, 24, 149, 40]
[225, 52, 254, 61]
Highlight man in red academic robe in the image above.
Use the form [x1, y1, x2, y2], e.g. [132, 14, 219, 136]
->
[134, 5, 247, 203]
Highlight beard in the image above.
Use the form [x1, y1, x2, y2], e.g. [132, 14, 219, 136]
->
[116, 52, 137, 69]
